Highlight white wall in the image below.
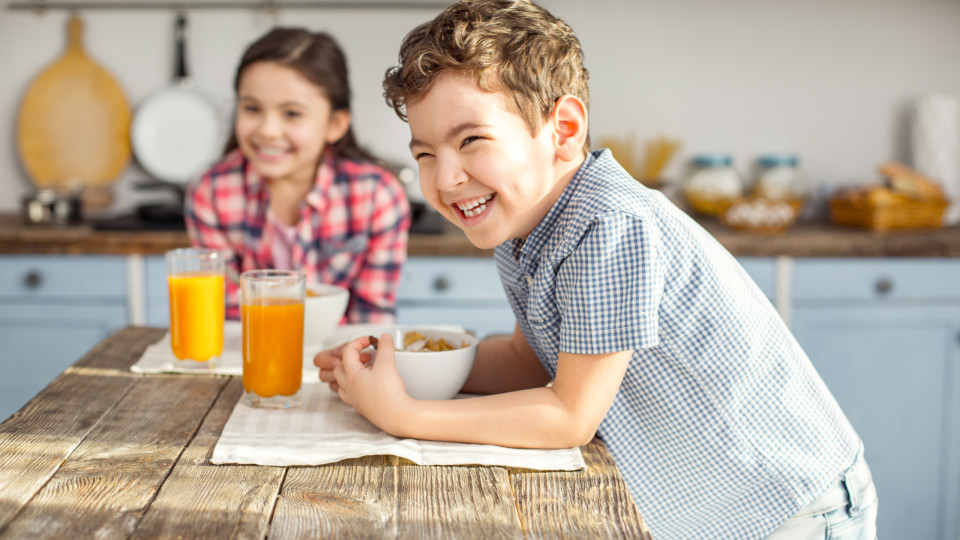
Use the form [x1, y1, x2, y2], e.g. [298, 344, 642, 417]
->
[1, 0, 958, 215]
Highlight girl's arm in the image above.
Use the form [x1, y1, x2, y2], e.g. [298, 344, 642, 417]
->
[184, 174, 243, 318]
[332, 333, 632, 449]
[347, 170, 411, 323]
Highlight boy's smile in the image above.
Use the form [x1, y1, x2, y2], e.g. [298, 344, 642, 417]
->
[407, 72, 580, 249]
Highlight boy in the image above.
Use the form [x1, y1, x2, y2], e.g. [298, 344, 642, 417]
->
[315, 1, 878, 537]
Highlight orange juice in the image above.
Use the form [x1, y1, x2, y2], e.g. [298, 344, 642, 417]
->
[168, 273, 224, 361]
[242, 298, 304, 398]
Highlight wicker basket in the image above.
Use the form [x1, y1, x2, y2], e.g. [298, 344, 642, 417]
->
[829, 196, 948, 231]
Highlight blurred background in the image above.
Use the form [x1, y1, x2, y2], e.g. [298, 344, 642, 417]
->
[1, 0, 958, 218]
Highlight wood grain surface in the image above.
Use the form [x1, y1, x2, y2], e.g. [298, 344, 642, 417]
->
[0, 327, 652, 539]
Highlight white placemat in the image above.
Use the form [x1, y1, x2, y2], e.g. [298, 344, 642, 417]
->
[211, 382, 585, 470]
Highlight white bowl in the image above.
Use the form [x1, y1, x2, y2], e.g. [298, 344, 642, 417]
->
[374, 328, 478, 400]
[304, 283, 349, 348]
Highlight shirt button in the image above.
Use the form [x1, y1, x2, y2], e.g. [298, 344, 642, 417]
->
[525, 275, 534, 286]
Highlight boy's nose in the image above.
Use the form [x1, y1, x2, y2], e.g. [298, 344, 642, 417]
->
[434, 156, 468, 192]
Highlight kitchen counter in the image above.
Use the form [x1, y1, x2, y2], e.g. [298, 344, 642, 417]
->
[1, 214, 959, 257]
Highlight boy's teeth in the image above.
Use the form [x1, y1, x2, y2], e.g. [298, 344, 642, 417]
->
[456, 194, 493, 215]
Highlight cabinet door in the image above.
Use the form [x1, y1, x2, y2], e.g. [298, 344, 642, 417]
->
[144, 255, 169, 326]
[398, 257, 514, 338]
[792, 304, 960, 540]
[0, 304, 127, 422]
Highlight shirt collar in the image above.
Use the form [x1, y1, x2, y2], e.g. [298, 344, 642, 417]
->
[514, 149, 603, 270]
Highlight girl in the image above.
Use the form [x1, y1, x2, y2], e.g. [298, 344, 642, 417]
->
[186, 28, 411, 322]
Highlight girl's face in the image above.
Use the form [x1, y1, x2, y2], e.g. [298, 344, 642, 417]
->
[235, 62, 350, 185]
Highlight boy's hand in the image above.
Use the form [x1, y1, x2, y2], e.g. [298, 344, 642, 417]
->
[332, 333, 412, 433]
[313, 336, 375, 393]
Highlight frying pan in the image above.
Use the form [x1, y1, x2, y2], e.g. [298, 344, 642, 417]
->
[131, 12, 222, 186]
[17, 14, 131, 190]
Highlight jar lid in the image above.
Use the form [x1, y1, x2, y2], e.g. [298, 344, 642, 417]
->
[758, 154, 799, 167]
[692, 154, 733, 167]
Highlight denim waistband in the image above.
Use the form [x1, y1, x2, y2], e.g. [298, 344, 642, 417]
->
[791, 453, 874, 518]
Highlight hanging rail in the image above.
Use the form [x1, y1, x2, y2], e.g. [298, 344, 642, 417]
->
[7, 1, 449, 13]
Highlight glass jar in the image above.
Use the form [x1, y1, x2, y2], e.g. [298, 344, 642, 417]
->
[681, 154, 744, 217]
[752, 154, 810, 202]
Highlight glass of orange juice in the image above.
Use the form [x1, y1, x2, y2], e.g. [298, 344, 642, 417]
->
[166, 248, 225, 369]
[240, 269, 305, 409]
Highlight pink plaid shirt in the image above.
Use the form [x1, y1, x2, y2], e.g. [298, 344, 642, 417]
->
[185, 148, 411, 323]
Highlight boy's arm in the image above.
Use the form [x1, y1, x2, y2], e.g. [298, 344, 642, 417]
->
[460, 324, 553, 394]
[333, 333, 632, 449]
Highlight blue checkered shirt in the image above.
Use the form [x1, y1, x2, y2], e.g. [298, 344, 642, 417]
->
[494, 150, 861, 539]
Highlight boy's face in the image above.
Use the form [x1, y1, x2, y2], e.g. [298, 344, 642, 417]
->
[407, 71, 574, 249]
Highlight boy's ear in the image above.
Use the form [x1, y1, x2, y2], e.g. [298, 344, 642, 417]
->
[326, 109, 352, 144]
[550, 95, 588, 161]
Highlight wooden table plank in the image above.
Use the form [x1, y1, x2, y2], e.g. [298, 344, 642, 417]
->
[72, 326, 168, 372]
[511, 438, 651, 539]
[271, 456, 400, 538]
[395, 465, 522, 539]
[0, 371, 138, 530]
[1, 376, 226, 538]
[130, 378, 284, 540]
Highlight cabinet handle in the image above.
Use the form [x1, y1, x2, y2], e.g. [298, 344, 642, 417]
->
[433, 276, 450, 292]
[23, 270, 43, 289]
[874, 277, 893, 295]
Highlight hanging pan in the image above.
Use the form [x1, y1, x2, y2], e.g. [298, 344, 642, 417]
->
[131, 12, 223, 188]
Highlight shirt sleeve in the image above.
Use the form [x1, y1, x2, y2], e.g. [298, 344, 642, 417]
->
[184, 168, 243, 319]
[345, 169, 411, 323]
[556, 211, 664, 354]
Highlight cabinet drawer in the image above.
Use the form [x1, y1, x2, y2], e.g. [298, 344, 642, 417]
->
[0, 255, 127, 300]
[399, 257, 504, 302]
[794, 258, 960, 302]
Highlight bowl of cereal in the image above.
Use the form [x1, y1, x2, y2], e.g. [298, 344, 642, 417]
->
[373, 328, 478, 400]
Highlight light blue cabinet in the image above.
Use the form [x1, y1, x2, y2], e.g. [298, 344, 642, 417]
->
[792, 258, 960, 540]
[397, 257, 514, 338]
[0, 255, 128, 422]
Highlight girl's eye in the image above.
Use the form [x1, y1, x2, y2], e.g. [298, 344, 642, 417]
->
[284, 110, 302, 119]
[242, 104, 259, 114]
[413, 152, 433, 161]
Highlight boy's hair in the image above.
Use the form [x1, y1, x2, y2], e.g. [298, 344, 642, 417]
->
[383, 0, 590, 151]
[224, 28, 380, 164]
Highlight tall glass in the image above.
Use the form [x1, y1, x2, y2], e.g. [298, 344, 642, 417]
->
[240, 269, 305, 409]
[166, 248, 225, 369]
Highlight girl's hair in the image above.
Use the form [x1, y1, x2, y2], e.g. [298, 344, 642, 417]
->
[224, 28, 381, 164]
[383, 0, 590, 152]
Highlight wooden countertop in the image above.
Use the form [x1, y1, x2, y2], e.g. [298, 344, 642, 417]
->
[2, 214, 959, 258]
[0, 327, 651, 539]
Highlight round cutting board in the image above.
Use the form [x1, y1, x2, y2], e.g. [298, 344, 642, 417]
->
[17, 15, 131, 188]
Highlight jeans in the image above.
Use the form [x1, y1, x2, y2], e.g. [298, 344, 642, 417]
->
[766, 454, 878, 540]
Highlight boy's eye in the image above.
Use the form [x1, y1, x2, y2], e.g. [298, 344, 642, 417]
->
[413, 152, 433, 161]
[460, 136, 481, 148]
[284, 110, 302, 119]
[241, 104, 259, 114]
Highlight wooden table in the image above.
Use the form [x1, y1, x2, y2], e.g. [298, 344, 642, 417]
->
[0, 327, 651, 539]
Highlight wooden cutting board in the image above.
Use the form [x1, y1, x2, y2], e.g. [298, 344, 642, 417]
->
[17, 14, 131, 189]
